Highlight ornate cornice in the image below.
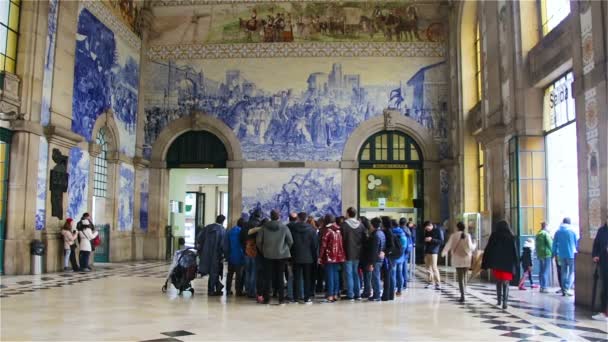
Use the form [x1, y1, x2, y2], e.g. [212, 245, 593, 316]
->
[151, 0, 444, 6]
[147, 42, 446, 60]
[80, 1, 141, 51]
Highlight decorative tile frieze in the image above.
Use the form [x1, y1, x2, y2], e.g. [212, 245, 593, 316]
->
[80, 1, 141, 51]
[147, 41, 445, 60]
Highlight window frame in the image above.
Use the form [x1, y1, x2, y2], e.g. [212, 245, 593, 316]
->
[358, 131, 423, 167]
[93, 129, 109, 198]
[540, 0, 571, 35]
[0, 0, 21, 74]
[474, 20, 482, 102]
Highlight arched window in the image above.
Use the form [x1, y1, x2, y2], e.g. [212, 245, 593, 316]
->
[93, 128, 109, 198]
[359, 131, 422, 166]
[474, 20, 482, 102]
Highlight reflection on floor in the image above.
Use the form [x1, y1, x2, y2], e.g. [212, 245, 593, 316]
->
[1, 262, 606, 341]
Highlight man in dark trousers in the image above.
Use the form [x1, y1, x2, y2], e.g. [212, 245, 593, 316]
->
[197, 215, 227, 296]
[592, 221, 608, 321]
[290, 211, 318, 303]
[256, 210, 293, 304]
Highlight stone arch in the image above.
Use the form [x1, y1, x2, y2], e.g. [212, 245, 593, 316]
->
[91, 111, 121, 153]
[150, 112, 243, 164]
[342, 110, 439, 163]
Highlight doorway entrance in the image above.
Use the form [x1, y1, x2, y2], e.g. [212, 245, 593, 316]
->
[357, 131, 423, 225]
[166, 130, 229, 249]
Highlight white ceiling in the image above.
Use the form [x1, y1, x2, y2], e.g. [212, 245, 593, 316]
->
[170, 168, 228, 185]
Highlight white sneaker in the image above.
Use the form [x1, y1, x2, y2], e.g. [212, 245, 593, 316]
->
[591, 313, 608, 321]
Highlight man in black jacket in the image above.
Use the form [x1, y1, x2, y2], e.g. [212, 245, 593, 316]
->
[423, 221, 443, 290]
[290, 212, 318, 303]
[592, 222, 608, 321]
[341, 207, 365, 300]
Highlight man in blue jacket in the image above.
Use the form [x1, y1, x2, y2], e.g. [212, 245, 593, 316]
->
[552, 217, 578, 296]
[224, 218, 246, 296]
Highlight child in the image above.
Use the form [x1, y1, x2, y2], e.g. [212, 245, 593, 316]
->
[61, 218, 79, 271]
[518, 238, 538, 290]
[166, 237, 187, 282]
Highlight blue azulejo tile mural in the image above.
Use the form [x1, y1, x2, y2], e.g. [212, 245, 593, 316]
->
[35, 137, 49, 230]
[143, 57, 449, 161]
[138, 168, 149, 231]
[67, 147, 89, 220]
[242, 168, 342, 220]
[71, 8, 140, 157]
[40, 0, 59, 127]
[118, 163, 134, 231]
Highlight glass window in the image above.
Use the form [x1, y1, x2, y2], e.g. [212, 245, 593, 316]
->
[359, 131, 423, 165]
[0, 0, 20, 74]
[360, 143, 370, 161]
[543, 72, 575, 131]
[93, 129, 109, 198]
[474, 21, 482, 102]
[512, 137, 546, 235]
[541, 0, 570, 35]
[478, 143, 485, 212]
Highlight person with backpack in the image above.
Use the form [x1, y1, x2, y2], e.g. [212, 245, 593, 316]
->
[197, 215, 227, 296]
[318, 214, 345, 302]
[441, 222, 475, 302]
[286, 212, 298, 302]
[552, 217, 578, 296]
[423, 221, 443, 289]
[391, 219, 407, 296]
[399, 217, 413, 289]
[242, 209, 262, 298]
[224, 218, 246, 296]
[257, 210, 293, 305]
[77, 214, 98, 272]
[535, 222, 553, 293]
[341, 207, 365, 301]
[365, 217, 385, 301]
[290, 211, 318, 303]
[380, 216, 397, 301]
[61, 218, 79, 272]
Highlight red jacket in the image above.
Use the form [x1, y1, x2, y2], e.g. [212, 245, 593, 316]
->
[319, 224, 346, 264]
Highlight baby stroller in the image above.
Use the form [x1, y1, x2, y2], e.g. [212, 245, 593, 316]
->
[162, 248, 198, 295]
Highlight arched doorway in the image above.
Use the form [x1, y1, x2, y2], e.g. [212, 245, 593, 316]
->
[146, 113, 243, 260]
[357, 130, 424, 225]
[166, 130, 229, 247]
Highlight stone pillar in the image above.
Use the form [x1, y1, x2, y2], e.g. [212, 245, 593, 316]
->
[227, 165, 242, 227]
[423, 161, 441, 223]
[570, 0, 608, 309]
[145, 165, 169, 259]
[340, 161, 358, 213]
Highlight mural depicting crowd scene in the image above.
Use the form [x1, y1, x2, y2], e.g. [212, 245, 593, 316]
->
[71, 8, 140, 158]
[242, 169, 342, 220]
[118, 164, 135, 232]
[67, 147, 90, 221]
[35, 138, 49, 230]
[143, 57, 449, 161]
[148, 1, 446, 45]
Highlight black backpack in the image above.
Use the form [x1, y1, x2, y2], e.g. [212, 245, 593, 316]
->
[389, 233, 404, 259]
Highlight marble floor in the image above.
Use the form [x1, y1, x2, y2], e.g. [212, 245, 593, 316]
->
[1, 262, 607, 341]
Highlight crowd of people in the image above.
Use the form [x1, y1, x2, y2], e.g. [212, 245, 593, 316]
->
[194, 207, 429, 304]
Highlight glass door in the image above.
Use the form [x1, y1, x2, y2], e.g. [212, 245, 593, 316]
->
[0, 128, 10, 274]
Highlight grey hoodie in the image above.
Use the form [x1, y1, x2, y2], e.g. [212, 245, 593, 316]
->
[341, 218, 365, 261]
[256, 220, 293, 260]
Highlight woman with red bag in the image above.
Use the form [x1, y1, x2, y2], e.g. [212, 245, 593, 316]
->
[318, 214, 345, 302]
